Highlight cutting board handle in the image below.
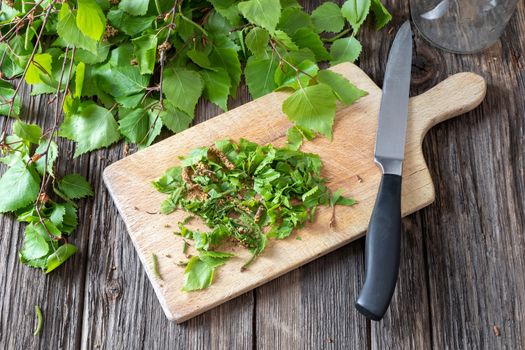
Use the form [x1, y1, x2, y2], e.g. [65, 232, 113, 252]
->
[410, 72, 487, 141]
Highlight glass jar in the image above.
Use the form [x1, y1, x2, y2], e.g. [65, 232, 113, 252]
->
[410, 0, 518, 53]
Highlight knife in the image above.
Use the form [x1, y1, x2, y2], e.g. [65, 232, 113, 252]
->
[355, 21, 413, 321]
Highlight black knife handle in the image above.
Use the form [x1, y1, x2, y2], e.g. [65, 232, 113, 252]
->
[355, 174, 402, 321]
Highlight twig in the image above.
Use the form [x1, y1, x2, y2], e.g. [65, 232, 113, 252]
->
[138, 1, 177, 145]
[269, 40, 315, 86]
[0, 0, 45, 41]
[0, 0, 57, 143]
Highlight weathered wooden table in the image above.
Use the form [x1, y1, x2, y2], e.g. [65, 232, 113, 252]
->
[1, 1, 524, 349]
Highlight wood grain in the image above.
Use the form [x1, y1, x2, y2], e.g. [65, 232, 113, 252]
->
[103, 62, 485, 322]
[1, 0, 524, 347]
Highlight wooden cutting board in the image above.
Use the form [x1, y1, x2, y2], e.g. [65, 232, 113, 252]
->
[103, 62, 486, 323]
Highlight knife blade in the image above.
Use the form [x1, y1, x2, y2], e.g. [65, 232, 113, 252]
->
[355, 21, 413, 321]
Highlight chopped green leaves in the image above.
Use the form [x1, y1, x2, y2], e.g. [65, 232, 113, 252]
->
[183, 256, 215, 291]
[34, 305, 43, 337]
[156, 139, 356, 291]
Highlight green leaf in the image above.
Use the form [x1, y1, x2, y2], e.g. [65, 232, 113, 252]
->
[139, 108, 163, 148]
[77, 0, 106, 40]
[370, 0, 391, 29]
[238, 0, 282, 32]
[274, 59, 319, 91]
[94, 60, 149, 98]
[286, 126, 303, 150]
[115, 93, 144, 108]
[272, 30, 298, 50]
[160, 102, 194, 133]
[0, 81, 21, 116]
[291, 28, 331, 61]
[13, 120, 42, 144]
[245, 27, 269, 57]
[57, 174, 94, 200]
[118, 107, 151, 144]
[310, 2, 345, 33]
[57, 3, 98, 53]
[186, 48, 217, 71]
[132, 34, 157, 75]
[20, 224, 50, 260]
[35, 139, 58, 176]
[74, 62, 86, 98]
[199, 250, 234, 268]
[60, 203, 78, 234]
[277, 7, 313, 36]
[59, 102, 121, 157]
[330, 37, 362, 65]
[209, 36, 241, 96]
[200, 68, 231, 111]
[107, 9, 155, 36]
[182, 256, 215, 291]
[75, 42, 110, 64]
[245, 53, 279, 98]
[316, 70, 367, 105]
[119, 0, 149, 16]
[0, 162, 40, 213]
[25, 53, 52, 85]
[341, 0, 371, 34]
[282, 83, 337, 139]
[45, 244, 77, 273]
[162, 68, 204, 117]
[117, 104, 161, 148]
[208, 0, 242, 26]
[49, 203, 66, 227]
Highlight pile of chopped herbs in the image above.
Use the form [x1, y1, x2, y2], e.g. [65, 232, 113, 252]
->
[154, 138, 356, 291]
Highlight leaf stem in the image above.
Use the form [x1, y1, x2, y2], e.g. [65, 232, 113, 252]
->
[323, 28, 352, 42]
[154, 0, 163, 15]
[34, 305, 43, 336]
[0, 0, 57, 143]
[270, 40, 314, 79]
[178, 4, 208, 37]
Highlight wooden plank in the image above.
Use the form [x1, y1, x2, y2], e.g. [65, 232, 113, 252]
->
[0, 85, 90, 349]
[256, 243, 369, 349]
[419, 4, 525, 347]
[103, 61, 485, 322]
[80, 88, 255, 349]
